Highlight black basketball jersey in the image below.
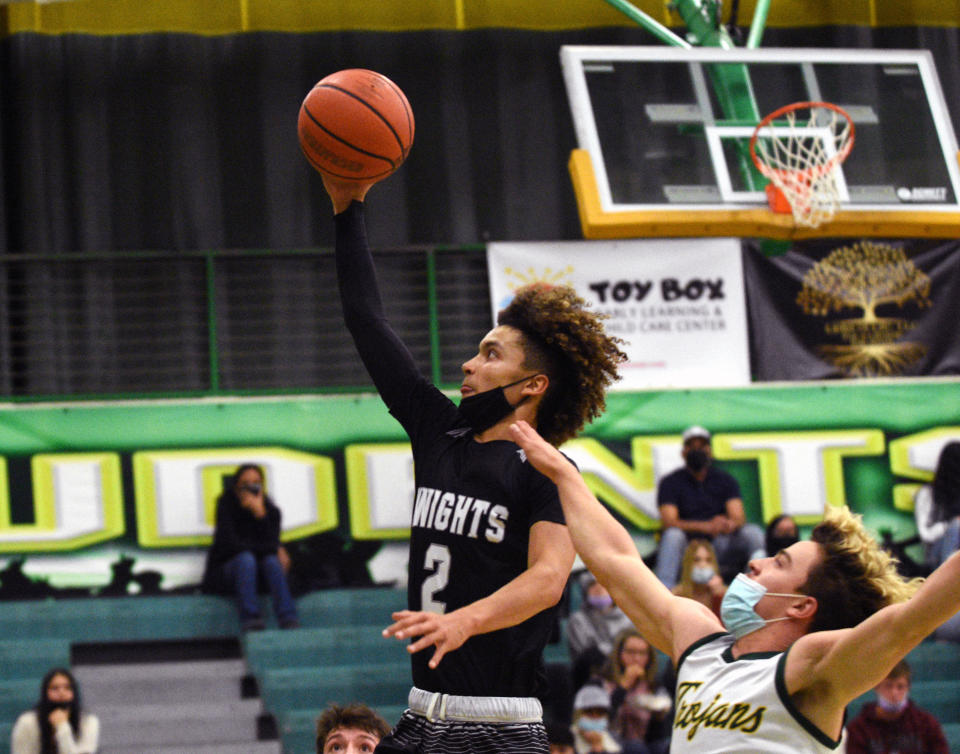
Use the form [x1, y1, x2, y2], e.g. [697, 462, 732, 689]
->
[335, 202, 565, 697]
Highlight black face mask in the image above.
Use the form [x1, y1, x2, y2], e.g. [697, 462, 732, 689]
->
[458, 375, 537, 434]
[686, 449, 711, 473]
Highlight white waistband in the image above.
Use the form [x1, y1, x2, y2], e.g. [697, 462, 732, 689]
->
[407, 686, 543, 723]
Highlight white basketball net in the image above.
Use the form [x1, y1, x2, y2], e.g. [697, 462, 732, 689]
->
[752, 104, 854, 228]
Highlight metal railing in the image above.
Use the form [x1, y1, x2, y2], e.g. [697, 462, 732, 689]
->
[0, 246, 490, 401]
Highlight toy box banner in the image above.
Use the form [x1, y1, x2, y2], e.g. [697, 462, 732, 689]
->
[743, 239, 960, 381]
[486, 239, 751, 390]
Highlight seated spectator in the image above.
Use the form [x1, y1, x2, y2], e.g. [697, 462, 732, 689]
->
[567, 572, 634, 689]
[654, 425, 763, 587]
[202, 463, 300, 631]
[315, 702, 391, 754]
[568, 572, 634, 663]
[914, 441, 960, 572]
[762, 513, 800, 557]
[11, 667, 99, 754]
[670, 538, 726, 618]
[845, 659, 949, 754]
[547, 721, 576, 754]
[571, 685, 620, 754]
[601, 630, 671, 754]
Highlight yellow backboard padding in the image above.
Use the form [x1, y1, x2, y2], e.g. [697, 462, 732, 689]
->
[568, 149, 960, 241]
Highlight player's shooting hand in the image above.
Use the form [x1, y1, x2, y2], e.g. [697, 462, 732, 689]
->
[321, 174, 376, 214]
[383, 609, 474, 670]
[509, 421, 567, 481]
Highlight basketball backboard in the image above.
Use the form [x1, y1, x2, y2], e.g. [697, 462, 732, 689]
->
[560, 46, 960, 239]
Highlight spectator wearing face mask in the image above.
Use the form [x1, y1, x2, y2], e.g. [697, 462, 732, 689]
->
[845, 659, 949, 754]
[654, 426, 764, 588]
[570, 685, 621, 754]
[202, 463, 300, 631]
[671, 538, 726, 618]
[11, 668, 99, 754]
[567, 573, 634, 674]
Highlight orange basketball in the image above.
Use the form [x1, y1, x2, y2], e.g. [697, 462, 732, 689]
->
[298, 69, 414, 183]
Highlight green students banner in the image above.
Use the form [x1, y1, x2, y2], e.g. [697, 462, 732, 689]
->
[0, 380, 958, 599]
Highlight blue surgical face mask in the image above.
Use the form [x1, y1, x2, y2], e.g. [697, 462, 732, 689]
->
[690, 565, 715, 585]
[720, 573, 806, 638]
[577, 716, 608, 733]
[876, 693, 909, 714]
[586, 594, 614, 610]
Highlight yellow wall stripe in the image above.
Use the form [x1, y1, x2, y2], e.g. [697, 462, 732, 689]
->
[4, 0, 959, 37]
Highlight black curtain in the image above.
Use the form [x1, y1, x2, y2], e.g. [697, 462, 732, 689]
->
[0, 27, 663, 253]
[4, 25, 959, 253]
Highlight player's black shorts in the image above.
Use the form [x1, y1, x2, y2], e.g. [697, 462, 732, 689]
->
[373, 686, 548, 754]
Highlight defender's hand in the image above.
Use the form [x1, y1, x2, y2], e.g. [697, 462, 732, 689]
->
[509, 420, 569, 481]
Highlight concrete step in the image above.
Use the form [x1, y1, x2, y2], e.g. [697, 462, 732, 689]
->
[75, 659, 248, 706]
[99, 743, 282, 754]
[95, 699, 264, 723]
[95, 700, 266, 747]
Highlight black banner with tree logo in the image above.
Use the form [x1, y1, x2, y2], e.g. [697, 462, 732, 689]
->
[743, 240, 960, 381]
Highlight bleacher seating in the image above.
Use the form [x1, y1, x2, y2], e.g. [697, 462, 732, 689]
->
[943, 722, 960, 752]
[0, 595, 239, 642]
[844, 640, 960, 729]
[3, 587, 958, 754]
[244, 587, 409, 754]
[0, 595, 243, 754]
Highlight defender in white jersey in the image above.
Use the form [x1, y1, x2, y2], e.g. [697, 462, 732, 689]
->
[509, 420, 960, 753]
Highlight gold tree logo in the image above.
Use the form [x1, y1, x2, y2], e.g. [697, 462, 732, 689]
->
[796, 242, 931, 376]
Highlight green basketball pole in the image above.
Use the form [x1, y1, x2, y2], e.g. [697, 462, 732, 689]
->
[601, 0, 771, 190]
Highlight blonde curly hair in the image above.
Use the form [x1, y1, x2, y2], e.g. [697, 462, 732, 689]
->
[497, 283, 627, 446]
[802, 506, 922, 632]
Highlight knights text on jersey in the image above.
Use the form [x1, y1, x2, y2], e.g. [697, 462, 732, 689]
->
[670, 633, 841, 753]
[401, 380, 566, 698]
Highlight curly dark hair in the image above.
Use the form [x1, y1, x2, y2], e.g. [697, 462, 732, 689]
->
[497, 283, 626, 446]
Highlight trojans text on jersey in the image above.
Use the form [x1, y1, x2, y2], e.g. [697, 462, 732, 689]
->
[674, 681, 767, 741]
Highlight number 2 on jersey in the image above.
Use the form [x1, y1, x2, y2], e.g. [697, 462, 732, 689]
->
[421, 543, 451, 613]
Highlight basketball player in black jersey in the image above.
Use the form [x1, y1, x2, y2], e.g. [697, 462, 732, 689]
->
[322, 176, 626, 754]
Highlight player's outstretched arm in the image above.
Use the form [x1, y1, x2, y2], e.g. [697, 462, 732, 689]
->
[509, 420, 722, 660]
[324, 175, 436, 424]
[383, 519, 574, 668]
